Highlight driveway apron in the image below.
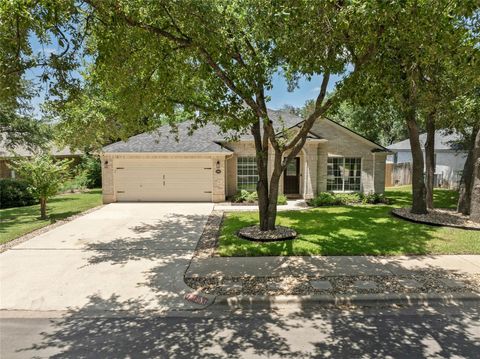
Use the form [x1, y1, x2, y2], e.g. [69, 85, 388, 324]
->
[0, 203, 214, 313]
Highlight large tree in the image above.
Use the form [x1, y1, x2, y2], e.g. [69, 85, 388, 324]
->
[34, 0, 386, 231]
[347, 0, 478, 214]
[3, 1, 478, 229]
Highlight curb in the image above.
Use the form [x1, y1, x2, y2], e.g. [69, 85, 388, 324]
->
[211, 292, 480, 308]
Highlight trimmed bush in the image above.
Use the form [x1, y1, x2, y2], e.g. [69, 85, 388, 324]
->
[233, 190, 288, 205]
[307, 192, 390, 207]
[362, 192, 390, 204]
[0, 179, 36, 209]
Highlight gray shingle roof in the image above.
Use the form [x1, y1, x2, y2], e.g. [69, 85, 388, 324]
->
[0, 142, 82, 158]
[102, 121, 232, 153]
[388, 130, 464, 151]
[102, 110, 318, 153]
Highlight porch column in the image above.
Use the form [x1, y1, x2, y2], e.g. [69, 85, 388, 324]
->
[303, 142, 319, 198]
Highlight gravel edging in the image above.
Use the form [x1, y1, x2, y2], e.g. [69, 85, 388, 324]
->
[392, 207, 480, 230]
[191, 210, 224, 259]
[0, 205, 104, 253]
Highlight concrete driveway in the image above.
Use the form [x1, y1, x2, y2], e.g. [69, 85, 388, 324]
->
[0, 203, 214, 313]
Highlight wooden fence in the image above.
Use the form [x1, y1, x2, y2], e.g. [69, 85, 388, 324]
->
[385, 162, 412, 187]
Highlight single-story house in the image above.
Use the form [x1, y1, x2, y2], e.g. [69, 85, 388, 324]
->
[0, 144, 82, 179]
[387, 130, 467, 188]
[100, 110, 391, 203]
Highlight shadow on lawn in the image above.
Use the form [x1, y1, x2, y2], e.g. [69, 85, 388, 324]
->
[220, 206, 440, 256]
[387, 187, 459, 209]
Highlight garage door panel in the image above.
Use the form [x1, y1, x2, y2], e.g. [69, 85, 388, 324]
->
[114, 158, 213, 202]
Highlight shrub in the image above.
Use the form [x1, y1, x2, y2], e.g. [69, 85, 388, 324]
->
[0, 179, 37, 209]
[335, 192, 362, 204]
[308, 192, 390, 207]
[61, 172, 89, 193]
[233, 190, 288, 205]
[233, 189, 258, 203]
[362, 192, 390, 204]
[78, 156, 102, 188]
[277, 194, 288, 205]
[307, 192, 341, 206]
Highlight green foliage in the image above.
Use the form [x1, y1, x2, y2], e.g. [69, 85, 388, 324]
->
[11, 155, 72, 218]
[277, 194, 288, 205]
[60, 172, 89, 193]
[308, 192, 390, 207]
[233, 190, 288, 205]
[0, 190, 102, 244]
[308, 192, 342, 206]
[218, 188, 471, 257]
[0, 179, 36, 209]
[233, 190, 259, 204]
[362, 193, 390, 205]
[78, 155, 102, 188]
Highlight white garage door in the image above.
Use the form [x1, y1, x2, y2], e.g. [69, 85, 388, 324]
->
[114, 158, 213, 202]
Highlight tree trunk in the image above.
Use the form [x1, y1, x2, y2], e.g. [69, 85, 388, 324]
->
[457, 126, 479, 215]
[424, 112, 436, 209]
[40, 197, 47, 219]
[406, 109, 427, 214]
[256, 148, 270, 231]
[469, 127, 480, 223]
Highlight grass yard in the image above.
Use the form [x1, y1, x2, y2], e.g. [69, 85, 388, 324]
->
[0, 189, 102, 244]
[218, 186, 480, 256]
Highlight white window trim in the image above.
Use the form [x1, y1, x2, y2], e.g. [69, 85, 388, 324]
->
[236, 156, 258, 191]
[327, 156, 362, 192]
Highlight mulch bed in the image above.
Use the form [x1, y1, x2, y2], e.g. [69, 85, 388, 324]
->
[392, 207, 480, 230]
[237, 225, 297, 242]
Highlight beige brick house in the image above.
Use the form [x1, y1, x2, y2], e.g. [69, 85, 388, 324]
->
[100, 110, 390, 203]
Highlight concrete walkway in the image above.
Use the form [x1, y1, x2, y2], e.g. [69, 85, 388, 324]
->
[0, 203, 214, 314]
[186, 255, 480, 278]
[214, 199, 309, 212]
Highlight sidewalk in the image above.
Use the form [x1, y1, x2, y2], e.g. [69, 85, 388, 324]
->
[184, 255, 480, 307]
[214, 199, 309, 212]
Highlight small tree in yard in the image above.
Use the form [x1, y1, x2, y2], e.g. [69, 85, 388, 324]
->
[12, 156, 71, 219]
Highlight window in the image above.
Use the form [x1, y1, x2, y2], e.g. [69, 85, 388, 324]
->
[237, 156, 258, 191]
[327, 157, 361, 192]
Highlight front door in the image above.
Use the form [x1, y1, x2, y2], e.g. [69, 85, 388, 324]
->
[283, 157, 300, 195]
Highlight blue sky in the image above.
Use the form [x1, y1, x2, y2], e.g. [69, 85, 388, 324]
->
[28, 30, 343, 115]
[267, 72, 341, 110]
[30, 70, 341, 116]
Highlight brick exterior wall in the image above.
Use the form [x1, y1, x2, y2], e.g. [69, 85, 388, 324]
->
[101, 120, 388, 203]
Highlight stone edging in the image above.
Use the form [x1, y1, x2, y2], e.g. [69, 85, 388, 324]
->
[0, 205, 104, 253]
[212, 292, 480, 308]
[391, 208, 480, 231]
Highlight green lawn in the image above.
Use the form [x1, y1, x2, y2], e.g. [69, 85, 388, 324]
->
[0, 189, 102, 244]
[218, 187, 480, 256]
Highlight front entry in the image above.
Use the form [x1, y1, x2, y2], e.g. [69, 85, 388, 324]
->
[283, 157, 300, 195]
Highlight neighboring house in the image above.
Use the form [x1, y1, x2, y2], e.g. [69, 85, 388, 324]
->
[0, 144, 82, 179]
[100, 110, 391, 203]
[387, 130, 467, 188]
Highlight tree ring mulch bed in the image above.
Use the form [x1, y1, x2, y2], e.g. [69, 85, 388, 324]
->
[392, 207, 480, 230]
[237, 225, 297, 242]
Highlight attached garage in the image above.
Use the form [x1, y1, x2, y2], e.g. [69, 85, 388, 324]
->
[114, 158, 213, 202]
